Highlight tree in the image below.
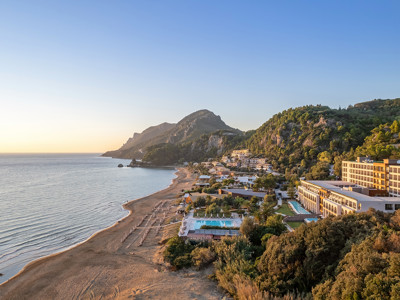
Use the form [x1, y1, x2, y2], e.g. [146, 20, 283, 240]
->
[222, 178, 235, 186]
[306, 162, 330, 180]
[163, 236, 194, 269]
[258, 202, 275, 223]
[264, 214, 286, 235]
[390, 120, 399, 133]
[205, 203, 220, 215]
[263, 194, 275, 203]
[287, 182, 295, 199]
[194, 196, 206, 208]
[317, 151, 332, 163]
[240, 217, 256, 238]
[253, 174, 276, 193]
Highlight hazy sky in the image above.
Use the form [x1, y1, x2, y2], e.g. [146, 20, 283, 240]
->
[1, 1, 400, 153]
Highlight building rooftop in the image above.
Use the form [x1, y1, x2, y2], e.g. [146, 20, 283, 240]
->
[305, 180, 400, 203]
[220, 188, 267, 198]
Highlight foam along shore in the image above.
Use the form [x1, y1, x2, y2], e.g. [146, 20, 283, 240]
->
[0, 168, 224, 300]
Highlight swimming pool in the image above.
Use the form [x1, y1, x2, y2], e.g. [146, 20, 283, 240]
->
[304, 218, 319, 223]
[289, 201, 311, 214]
[194, 220, 234, 229]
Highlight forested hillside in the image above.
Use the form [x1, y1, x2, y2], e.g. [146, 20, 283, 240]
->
[333, 119, 400, 177]
[106, 99, 400, 172]
[143, 130, 253, 165]
[103, 109, 241, 160]
[244, 99, 400, 178]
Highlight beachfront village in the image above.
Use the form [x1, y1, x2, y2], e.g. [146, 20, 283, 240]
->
[174, 149, 315, 243]
[175, 149, 400, 242]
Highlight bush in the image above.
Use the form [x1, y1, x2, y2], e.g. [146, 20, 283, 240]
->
[191, 247, 216, 269]
[194, 196, 206, 208]
[202, 187, 216, 194]
[261, 233, 274, 247]
[163, 236, 194, 269]
[173, 254, 192, 269]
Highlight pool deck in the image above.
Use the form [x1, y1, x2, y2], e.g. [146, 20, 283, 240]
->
[178, 212, 242, 237]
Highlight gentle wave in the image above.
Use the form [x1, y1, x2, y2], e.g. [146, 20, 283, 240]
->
[0, 154, 176, 284]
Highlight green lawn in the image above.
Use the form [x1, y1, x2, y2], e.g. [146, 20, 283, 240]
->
[275, 203, 295, 216]
[286, 221, 303, 229]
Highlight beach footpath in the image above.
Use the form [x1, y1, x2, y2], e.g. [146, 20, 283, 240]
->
[0, 168, 224, 300]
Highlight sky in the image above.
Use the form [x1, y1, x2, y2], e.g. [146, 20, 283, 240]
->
[1, 1, 400, 153]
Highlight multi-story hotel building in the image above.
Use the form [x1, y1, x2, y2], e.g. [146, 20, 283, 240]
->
[342, 157, 400, 196]
[298, 157, 400, 217]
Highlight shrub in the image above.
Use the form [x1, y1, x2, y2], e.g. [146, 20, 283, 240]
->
[173, 254, 192, 269]
[163, 236, 194, 269]
[191, 247, 216, 269]
[202, 187, 216, 194]
[205, 203, 220, 215]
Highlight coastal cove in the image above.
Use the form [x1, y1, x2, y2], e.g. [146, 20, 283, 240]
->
[0, 166, 224, 299]
[0, 154, 177, 285]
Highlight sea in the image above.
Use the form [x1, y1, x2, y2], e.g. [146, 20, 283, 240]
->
[0, 153, 176, 284]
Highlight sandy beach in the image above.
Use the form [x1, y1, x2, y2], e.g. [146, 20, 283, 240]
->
[0, 168, 225, 300]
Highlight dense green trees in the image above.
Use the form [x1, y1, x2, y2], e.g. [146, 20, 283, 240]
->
[334, 119, 400, 177]
[305, 161, 331, 180]
[143, 130, 251, 165]
[163, 236, 195, 269]
[165, 209, 400, 299]
[245, 99, 400, 178]
[253, 174, 277, 192]
[312, 228, 400, 299]
[233, 210, 399, 299]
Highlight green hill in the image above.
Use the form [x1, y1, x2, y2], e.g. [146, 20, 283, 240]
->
[143, 130, 252, 165]
[103, 109, 242, 160]
[244, 99, 400, 178]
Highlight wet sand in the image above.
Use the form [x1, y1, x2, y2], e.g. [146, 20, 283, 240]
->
[0, 168, 224, 300]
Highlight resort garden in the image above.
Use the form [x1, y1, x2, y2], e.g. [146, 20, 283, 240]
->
[186, 194, 277, 223]
[165, 208, 400, 299]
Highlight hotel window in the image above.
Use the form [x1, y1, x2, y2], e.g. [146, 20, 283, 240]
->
[385, 204, 393, 210]
[395, 204, 400, 210]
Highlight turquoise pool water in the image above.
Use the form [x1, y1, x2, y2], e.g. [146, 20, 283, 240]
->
[304, 218, 319, 223]
[289, 201, 311, 214]
[194, 220, 234, 229]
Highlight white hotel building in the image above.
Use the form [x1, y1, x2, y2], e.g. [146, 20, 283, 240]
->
[298, 157, 400, 217]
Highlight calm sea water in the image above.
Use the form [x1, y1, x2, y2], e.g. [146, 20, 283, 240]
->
[0, 154, 176, 284]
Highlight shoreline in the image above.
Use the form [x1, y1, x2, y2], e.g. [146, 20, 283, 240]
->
[0, 168, 179, 287]
[0, 167, 224, 299]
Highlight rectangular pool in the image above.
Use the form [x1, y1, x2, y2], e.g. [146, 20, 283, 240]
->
[194, 220, 234, 230]
[289, 201, 311, 214]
